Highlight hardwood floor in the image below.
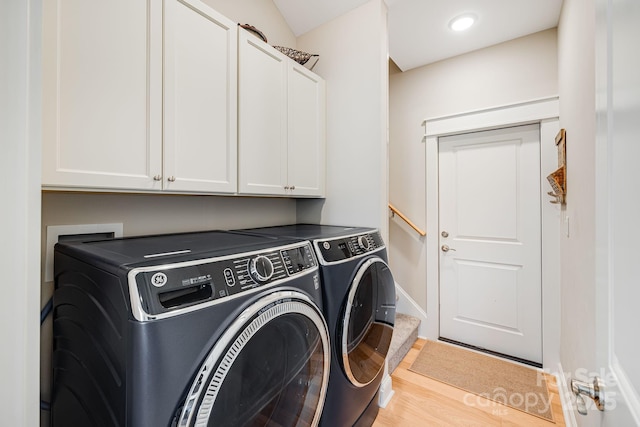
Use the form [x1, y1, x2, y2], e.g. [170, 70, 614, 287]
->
[373, 339, 565, 426]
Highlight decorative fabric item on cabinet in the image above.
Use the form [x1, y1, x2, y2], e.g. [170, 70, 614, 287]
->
[239, 23, 319, 70]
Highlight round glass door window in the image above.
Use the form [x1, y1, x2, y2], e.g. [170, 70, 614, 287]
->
[341, 257, 396, 387]
[177, 291, 330, 427]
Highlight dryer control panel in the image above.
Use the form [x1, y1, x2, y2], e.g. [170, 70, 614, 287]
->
[129, 242, 317, 320]
[314, 231, 385, 264]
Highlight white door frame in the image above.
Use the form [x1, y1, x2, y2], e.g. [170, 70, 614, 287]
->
[424, 96, 561, 369]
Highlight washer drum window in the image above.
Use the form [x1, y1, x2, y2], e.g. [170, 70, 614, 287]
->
[176, 291, 330, 427]
[341, 257, 396, 387]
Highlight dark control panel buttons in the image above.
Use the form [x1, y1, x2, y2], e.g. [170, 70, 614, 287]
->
[136, 242, 316, 317]
[223, 268, 235, 287]
[281, 244, 316, 275]
[316, 231, 384, 263]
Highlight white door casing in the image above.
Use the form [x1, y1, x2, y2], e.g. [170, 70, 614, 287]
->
[424, 97, 560, 369]
[438, 124, 542, 364]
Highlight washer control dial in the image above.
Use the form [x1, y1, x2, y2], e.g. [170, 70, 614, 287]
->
[357, 235, 371, 251]
[249, 255, 274, 283]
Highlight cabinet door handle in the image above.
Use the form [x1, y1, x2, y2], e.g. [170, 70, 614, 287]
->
[290, 185, 295, 190]
[167, 176, 176, 182]
[153, 175, 162, 181]
[284, 186, 290, 190]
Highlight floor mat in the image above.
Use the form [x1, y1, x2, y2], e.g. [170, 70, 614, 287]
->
[408, 340, 554, 422]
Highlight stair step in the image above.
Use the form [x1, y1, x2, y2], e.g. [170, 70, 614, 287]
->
[388, 313, 420, 374]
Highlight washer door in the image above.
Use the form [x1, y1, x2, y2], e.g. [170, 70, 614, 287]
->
[177, 291, 330, 427]
[341, 257, 396, 387]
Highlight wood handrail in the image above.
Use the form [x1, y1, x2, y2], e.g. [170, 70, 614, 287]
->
[388, 203, 426, 237]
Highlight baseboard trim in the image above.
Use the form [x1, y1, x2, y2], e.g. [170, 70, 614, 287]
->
[556, 362, 578, 427]
[378, 373, 395, 408]
[395, 282, 428, 338]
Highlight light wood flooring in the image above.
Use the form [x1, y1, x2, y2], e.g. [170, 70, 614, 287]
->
[373, 339, 565, 426]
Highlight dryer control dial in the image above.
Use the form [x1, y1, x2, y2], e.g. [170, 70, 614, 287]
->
[357, 235, 371, 251]
[249, 255, 274, 283]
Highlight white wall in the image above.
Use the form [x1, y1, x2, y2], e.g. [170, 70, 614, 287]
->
[41, 193, 296, 239]
[557, 0, 597, 425]
[1, 0, 42, 424]
[388, 29, 558, 310]
[295, 0, 390, 241]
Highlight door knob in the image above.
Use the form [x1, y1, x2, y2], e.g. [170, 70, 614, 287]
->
[441, 231, 449, 238]
[571, 377, 605, 415]
[441, 245, 456, 252]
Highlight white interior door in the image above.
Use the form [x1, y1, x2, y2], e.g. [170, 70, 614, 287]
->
[592, 0, 640, 423]
[438, 124, 542, 364]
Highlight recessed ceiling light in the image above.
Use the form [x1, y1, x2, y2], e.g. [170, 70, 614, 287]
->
[449, 14, 476, 32]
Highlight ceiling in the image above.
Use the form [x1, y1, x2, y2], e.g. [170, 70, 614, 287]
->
[273, 0, 563, 72]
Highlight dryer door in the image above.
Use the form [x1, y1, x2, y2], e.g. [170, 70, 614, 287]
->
[177, 291, 330, 427]
[341, 257, 396, 387]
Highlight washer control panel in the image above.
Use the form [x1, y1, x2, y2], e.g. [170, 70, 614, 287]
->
[281, 244, 316, 275]
[131, 242, 317, 317]
[315, 231, 385, 264]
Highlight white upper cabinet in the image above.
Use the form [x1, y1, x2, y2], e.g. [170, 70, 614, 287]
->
[163, 0, 237, 193]
[42, 0, 163, 190]
[287, 65, 326, 197]
[42, 2, 324, 198]
[238, 31, 326, 197]
[237, 31, 289, 195]
[42, 0, 238, 194]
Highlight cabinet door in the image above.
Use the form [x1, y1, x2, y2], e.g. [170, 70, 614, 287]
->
[287, 64, 326, 197]
[163, 0, 237, 193]
[42, 0, 162, 190]
[238, 31, 288, 195]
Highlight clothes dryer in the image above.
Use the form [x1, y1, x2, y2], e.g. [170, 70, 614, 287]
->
[237, 225, 396, 427]
[51, 230, 330, 427]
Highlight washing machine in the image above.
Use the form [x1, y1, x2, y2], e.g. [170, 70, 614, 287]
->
[237, 225, 396, 427]
[51, 230, 330, 427]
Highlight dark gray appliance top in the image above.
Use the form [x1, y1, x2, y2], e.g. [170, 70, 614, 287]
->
[54, 230, 299, 270]
[236, 224, 385, 264]
[237, 224, 375, 240]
